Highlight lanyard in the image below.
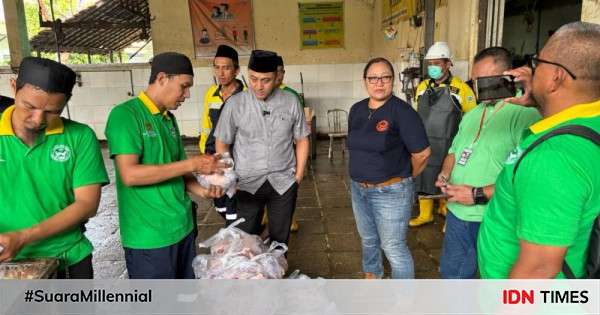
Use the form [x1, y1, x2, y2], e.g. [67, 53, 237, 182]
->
[471, 102, 505, 144]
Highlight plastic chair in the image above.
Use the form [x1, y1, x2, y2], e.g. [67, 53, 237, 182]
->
[326, 109, 348, 160]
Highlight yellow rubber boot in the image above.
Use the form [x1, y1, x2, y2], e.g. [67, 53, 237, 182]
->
[409, 199, 434, 227]
[364, 272, 377, 279]
[438, 199, 448, 216]
[290, 215, 300, 232]
[263, 210, 300, 232]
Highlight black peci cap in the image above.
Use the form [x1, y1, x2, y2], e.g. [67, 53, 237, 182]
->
[248, 50, 278, 73]
[276, 55, 284, 67]
[215, 45, 239, 65]
[150, 52, 194, 79]
[16, 57, 76, 96]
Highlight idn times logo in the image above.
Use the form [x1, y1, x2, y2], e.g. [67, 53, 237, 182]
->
[502, 289, 589, 304]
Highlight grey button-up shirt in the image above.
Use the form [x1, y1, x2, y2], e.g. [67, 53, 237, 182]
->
[214, 88, 310, 195]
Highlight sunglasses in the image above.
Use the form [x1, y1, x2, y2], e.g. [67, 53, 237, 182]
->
[528, 54, 577, 80]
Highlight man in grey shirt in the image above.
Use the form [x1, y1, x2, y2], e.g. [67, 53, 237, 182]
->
[214, 50, 310, 245]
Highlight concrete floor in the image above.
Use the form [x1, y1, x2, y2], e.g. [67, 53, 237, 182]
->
[86, 139, 445, 279]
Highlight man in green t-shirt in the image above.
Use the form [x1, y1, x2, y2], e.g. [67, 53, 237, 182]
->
[105, 52, 225, 279]
[478, 21, 600, 279]
[434, 47, 540, 279]
[275, 55, 304, 108]
[0, 57, 108, 278]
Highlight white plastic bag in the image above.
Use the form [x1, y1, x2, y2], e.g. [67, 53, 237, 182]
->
[198, 219, 266, 257]
[196, 152, 237, 197]
[193, 219, 291, 279]
[287, 269, 311, 279]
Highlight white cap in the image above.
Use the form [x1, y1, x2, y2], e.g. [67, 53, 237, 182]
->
[425, 42, 452, 60]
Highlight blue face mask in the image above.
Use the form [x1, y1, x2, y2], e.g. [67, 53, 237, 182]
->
[427, 65, 443, 80]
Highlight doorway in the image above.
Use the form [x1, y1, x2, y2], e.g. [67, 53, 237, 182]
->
[479, 0, 582, 66]
[502, 0, 582, 66]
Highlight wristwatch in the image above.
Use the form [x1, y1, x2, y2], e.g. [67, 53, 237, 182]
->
[472, 187, 489, 205]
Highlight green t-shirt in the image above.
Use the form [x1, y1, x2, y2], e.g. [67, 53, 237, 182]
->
[0, 106, 108, 268]
[105, 92, 193, 249]
[447, 101, 540, 221]
[478, 100, 600, 278]
[280, 84, 305, 108]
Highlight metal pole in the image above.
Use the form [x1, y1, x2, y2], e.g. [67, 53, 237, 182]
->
[129, 38, 151, 60]
[424, 0, 435, 52]
[477, 0, 489, 51]
[49, 0, 71, 119]
[49, 0, 61, 63]
[300, 72, 304, 95]
[535, 4, 542, 52]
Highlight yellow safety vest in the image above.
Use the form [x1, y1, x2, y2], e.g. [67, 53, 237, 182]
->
[415, 76, 477, 113]
[199, 81, 245, 153]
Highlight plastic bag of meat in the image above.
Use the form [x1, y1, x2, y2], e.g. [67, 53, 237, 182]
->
[199, 219, 266, 257]
[193, 252, 247, 279]
[252, 242, 288, 278]
[191, 254, 211, 279]
[220, 260, 266, 279]
[193, 220, 291, 279]
[252, 253, 285, 279]
[287, 269, 311, 279]
[196, 152, 237, 197]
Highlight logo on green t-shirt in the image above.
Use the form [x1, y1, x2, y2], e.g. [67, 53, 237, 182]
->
[50, 144, 71, 162]
[142, 122, 157, 138]
[505, 147, 523, 165]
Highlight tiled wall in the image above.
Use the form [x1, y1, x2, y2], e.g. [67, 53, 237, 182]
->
[0, 60, 470, 140]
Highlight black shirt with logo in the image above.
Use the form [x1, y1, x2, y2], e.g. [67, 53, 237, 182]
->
[348, 95, 429, 183]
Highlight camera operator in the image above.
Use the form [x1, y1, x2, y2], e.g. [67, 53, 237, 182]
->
[435, 47, 540, 279]
[478, 22, 600, 279]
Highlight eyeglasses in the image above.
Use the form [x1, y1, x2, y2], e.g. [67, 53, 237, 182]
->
[529, 54, 577, 80]
[366, 75, 393, 84]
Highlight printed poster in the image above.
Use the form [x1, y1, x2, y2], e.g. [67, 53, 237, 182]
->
[381, 0, 413, 28]
[188, 0, 255, 58]
[298, 2, 344, 49]
[381, 0, 446, 28]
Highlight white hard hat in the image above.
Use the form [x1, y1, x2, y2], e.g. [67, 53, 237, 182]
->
[425, 42, 452, 60]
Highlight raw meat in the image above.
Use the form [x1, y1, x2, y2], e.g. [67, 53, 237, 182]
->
[193, 219, 289, 279]
[196, 153, 237, 197]
[0, 258, 59, 279]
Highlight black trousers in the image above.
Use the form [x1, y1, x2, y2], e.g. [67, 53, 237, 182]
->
[57, 254, 93, 279]
[191, 202, 198, 236]
[124, 231, 196, 279]
[236, 181, 298, 245]
[213, 194, 238, 226]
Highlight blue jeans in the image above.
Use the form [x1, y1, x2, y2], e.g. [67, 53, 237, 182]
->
[440, 210, 481, 279]
[351, 178, 415, 279]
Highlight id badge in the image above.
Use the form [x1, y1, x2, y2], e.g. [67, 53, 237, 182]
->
[457, 147, 473, 166]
